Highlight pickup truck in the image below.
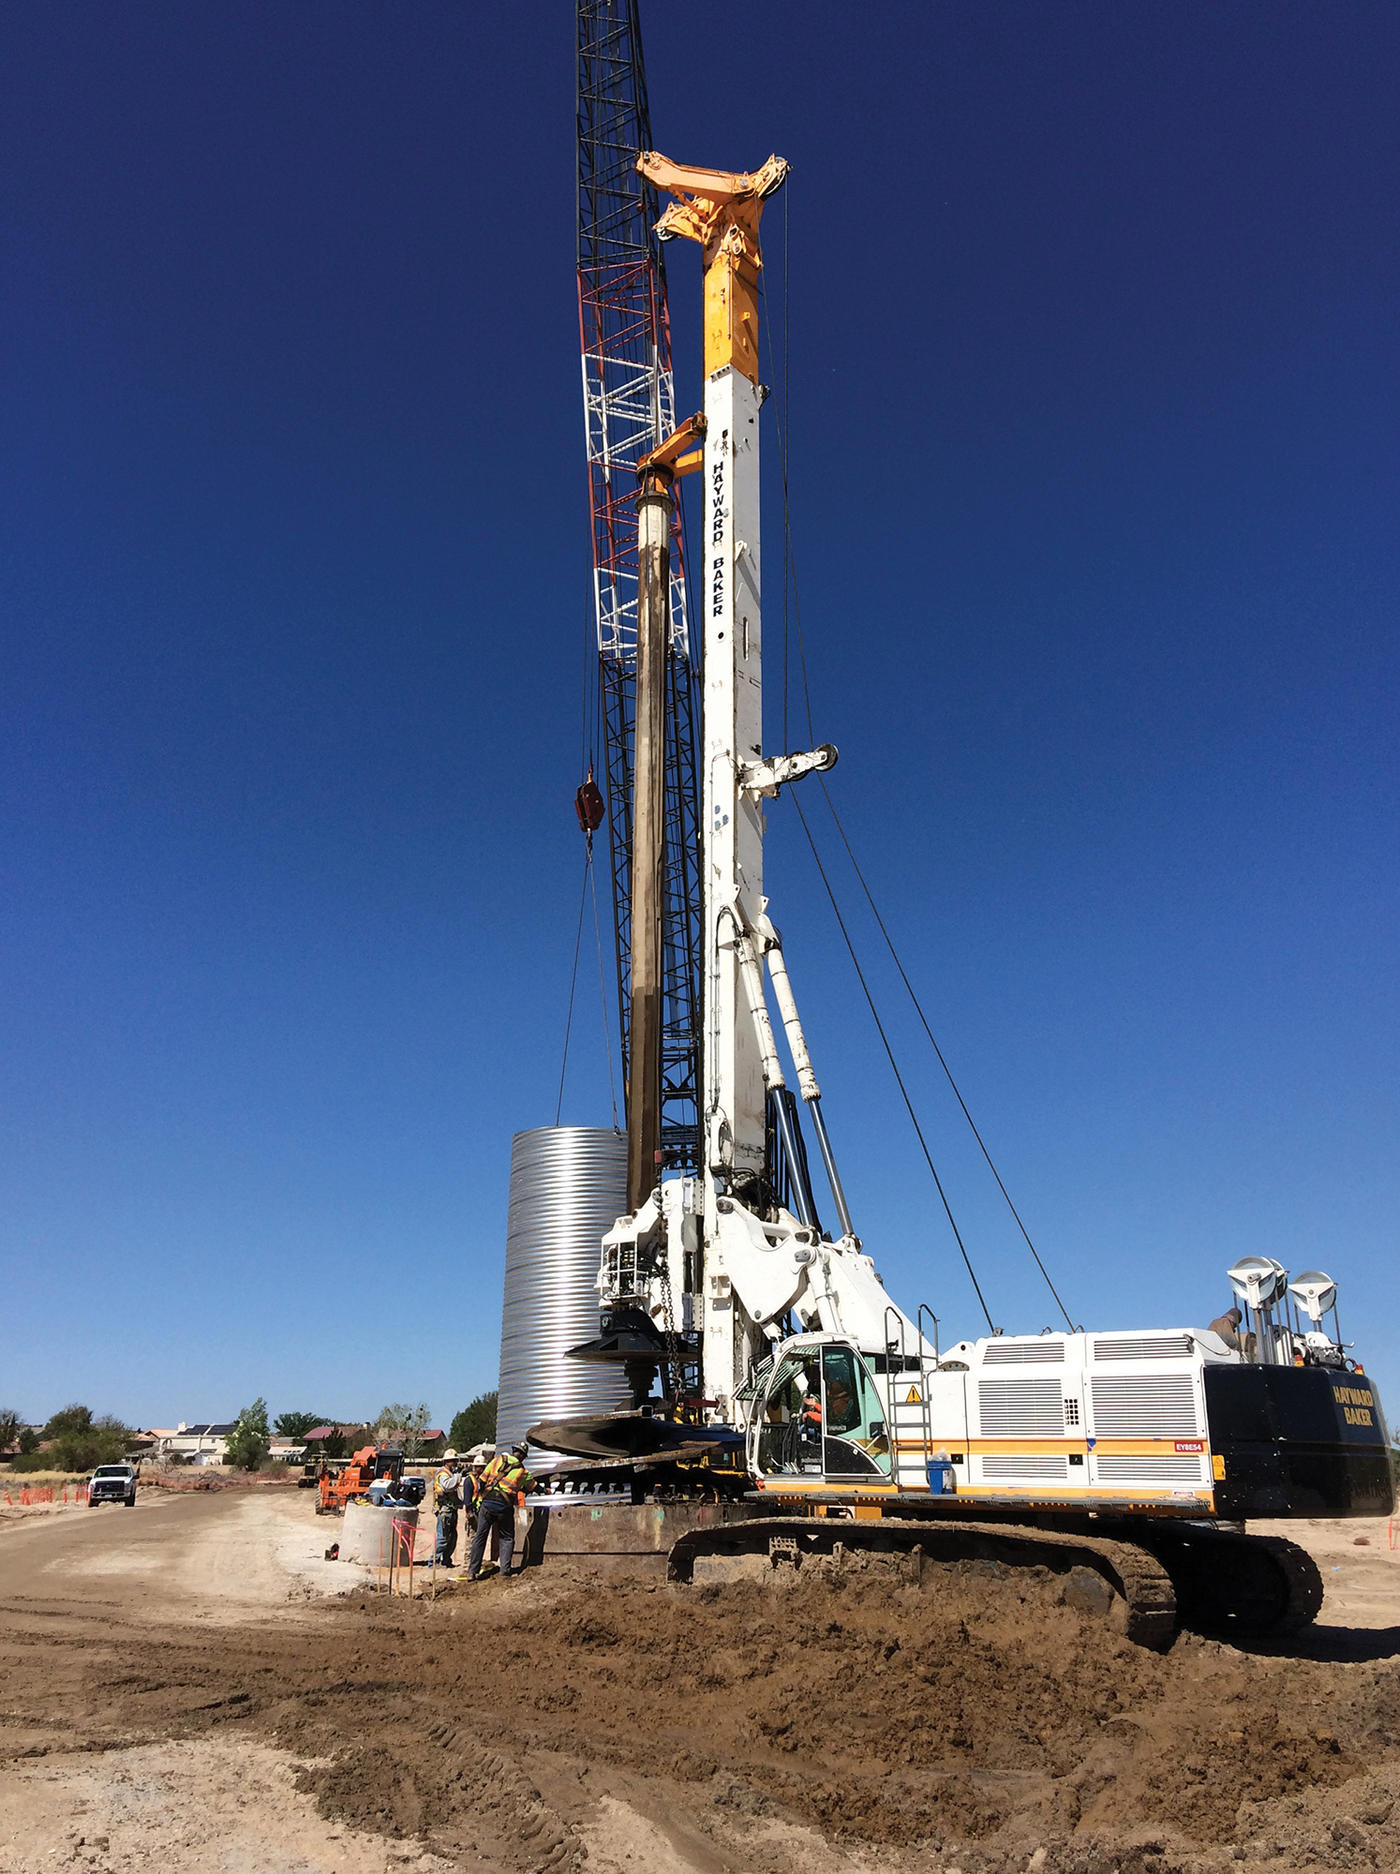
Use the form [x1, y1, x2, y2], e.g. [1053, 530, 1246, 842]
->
[88, 1463, 138, 1507]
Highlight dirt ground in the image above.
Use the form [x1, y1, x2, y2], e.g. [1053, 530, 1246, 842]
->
[0, 1488, 1397, 1873]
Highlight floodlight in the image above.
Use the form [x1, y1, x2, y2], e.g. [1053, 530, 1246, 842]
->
[1287, 1270, 1337, 1323]
[1227, 1256, 1288, 1309]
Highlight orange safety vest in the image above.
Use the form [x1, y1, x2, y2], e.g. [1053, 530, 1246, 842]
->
[480, 1453, 533, 1507]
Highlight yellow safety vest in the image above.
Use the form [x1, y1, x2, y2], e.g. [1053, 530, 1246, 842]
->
[480, 1454, 532, 1507]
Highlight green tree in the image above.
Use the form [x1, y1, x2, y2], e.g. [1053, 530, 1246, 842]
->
[17, 1428, 39, 1455]
[448, 1391, 497, 1453]
[53, 1406, 135, 1467]
[374, 1402, 431, 1458]
[43, 1404, 94, 1443]
[225, 1398, 271, 1471]
[16, 1405, 135, 1472]
[319, 1427, 363, 1460]
[0, 1409, 21, 1455]
[273, 1411, 324, 1441]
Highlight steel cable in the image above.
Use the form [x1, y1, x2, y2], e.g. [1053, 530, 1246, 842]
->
[588, 847, 620, 1131]
[764, 183, 1070, 1331]
[555, 856, 593, 1125]
[790, 790, 997, 1335]
[815, 779, 1076, 1333]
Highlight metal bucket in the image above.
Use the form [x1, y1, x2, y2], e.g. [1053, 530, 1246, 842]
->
[496, 1126, 631, 1467]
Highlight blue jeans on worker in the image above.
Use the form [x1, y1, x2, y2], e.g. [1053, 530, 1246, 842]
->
[467, 1495, 515, 1578]
[435, 1503, 458, 1565]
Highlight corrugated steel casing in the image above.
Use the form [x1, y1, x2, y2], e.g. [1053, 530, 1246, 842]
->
[495, 1127, 632, 1468]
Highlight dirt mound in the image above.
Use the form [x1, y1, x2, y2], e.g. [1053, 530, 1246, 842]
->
[278, 1561, 1400, 1871]
[3, 1526, 1399, 1873]
[148, 1469, 299, 1492]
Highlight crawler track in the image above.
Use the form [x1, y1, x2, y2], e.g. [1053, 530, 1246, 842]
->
[1143, 1523, 1325, 1636]
[667, 1516, 1179, 1650]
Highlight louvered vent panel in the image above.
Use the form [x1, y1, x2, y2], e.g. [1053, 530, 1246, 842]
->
[1095, 1454, 1207, 1485]
[1092, 1334, 1194, 1361]
[982, 1454, 1069, 1481]
[983, 1340, 1065, 1365]
[978, 1378, 1064, 1437]
[1090, 1375, 1199, 1438]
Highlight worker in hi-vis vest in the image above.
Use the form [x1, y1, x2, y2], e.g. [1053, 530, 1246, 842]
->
[433, 1450, 464, 1566]
[465, 1443, 535, 1582]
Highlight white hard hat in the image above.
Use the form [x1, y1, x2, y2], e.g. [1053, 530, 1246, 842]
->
[443, 1448, 458, 1460]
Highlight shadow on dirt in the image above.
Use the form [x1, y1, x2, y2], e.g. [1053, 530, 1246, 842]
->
[1220, 1621, 1400, 1664]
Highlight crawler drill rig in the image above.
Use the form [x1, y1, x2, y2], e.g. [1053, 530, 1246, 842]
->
[544, 151, 1391, 1645]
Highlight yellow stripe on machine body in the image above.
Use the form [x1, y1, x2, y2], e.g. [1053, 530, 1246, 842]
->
[758, 1476, 1216, 1514]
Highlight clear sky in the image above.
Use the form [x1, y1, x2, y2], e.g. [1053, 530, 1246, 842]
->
[3, 3, 1395, 1431]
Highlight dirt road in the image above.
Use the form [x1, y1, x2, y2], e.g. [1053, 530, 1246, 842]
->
[1, 1489, 1398, 1874]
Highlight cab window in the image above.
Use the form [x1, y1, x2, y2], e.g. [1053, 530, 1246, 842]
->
[755, 1347, 891, 1479]
[755, 1352, 823, 1474]
[820, 1347, 891, 1477]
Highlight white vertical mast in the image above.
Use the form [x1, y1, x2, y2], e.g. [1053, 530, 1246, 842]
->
[580, 152, 865, 1426]
[702, 366, 767, 1194]
[636, 153, 789, 1406]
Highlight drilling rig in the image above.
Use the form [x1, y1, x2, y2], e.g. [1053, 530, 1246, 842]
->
[537, 9, 1392, 1643]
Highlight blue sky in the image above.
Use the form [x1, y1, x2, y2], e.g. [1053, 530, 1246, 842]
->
[2, 3, 1395, 1430]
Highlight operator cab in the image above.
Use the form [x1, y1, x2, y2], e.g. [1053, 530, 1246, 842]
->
[743, 1337, 892, 1480]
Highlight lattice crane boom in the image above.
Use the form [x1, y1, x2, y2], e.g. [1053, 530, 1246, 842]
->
[577, 0, 702, 1173]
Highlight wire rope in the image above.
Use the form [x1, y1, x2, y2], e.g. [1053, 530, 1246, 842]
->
[579, 588, 593, 787]
[555, 857, 593, 1125]
[781, 188, 790, 750]
[762, 176, 1069, 1330]
[789, 790, 996, 1333]
[763, 198, 995, 1326]
[816, 780, 1076, 1332]
[588, 846, 620, 1130]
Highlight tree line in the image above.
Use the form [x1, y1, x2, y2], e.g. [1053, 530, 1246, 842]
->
[0, 1393, 499, 1474]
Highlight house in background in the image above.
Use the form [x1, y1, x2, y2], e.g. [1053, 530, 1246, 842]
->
[155, 1423, 235, 1464]
[303, 1424, 371, 1457]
